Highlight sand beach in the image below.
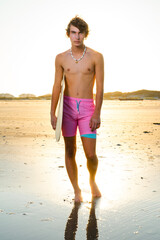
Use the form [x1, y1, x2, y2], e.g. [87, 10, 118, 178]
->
[0, 99, 160, 240]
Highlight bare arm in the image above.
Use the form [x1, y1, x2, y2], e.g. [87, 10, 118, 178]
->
[50, 54, 63, 130]
[90, 53, 104, 131]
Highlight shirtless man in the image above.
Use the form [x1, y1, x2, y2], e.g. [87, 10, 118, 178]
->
[51, 16, 104, 202]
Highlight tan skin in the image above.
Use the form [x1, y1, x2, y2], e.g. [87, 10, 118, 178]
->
[51, 25, 104, 202]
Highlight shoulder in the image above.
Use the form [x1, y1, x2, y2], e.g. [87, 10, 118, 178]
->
[86, 47, 104, 62]
[56, 50, 69, 59]
[55, 50, 70, 65]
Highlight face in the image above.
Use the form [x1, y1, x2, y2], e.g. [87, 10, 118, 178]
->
[69, 25, 85, 47]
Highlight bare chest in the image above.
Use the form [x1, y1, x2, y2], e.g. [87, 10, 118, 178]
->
[63, 56, 95, 75]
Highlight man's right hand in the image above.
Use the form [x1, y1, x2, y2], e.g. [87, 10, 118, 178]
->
[51, 114, 57, 130]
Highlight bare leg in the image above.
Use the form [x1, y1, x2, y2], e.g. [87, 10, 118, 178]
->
[81, 137, 101, 198]
[64, 136, 83, 202]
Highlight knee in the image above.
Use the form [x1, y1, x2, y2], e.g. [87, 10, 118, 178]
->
[87, 154, 98, 170]
[86, 152, 97, 162]
[65, 145, 76, 159]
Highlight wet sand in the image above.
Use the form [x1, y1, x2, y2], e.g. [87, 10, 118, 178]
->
[0, 100, 160, 240]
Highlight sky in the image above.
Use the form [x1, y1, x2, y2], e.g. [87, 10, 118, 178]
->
[0, 0, 160, 96]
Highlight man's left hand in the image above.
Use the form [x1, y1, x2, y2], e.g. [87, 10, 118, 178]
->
[89, 113, 101, 132]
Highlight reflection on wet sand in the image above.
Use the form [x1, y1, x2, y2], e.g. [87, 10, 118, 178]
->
[64, 202, 80, 240]
[86, 199, 99, 240]
[65, 199, 99, 240]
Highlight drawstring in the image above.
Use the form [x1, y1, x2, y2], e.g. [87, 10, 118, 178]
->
[76, 100, 81, 113]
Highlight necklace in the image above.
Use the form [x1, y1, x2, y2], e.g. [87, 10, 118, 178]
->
[70, 46, 86, 63]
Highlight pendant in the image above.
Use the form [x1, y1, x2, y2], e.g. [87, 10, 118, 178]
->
[75, 60, 78, 63]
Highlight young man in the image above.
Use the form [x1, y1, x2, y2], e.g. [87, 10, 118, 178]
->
[51, 16, 104, 202]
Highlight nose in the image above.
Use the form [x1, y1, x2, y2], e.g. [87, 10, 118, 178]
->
[75, 33, 80, 40]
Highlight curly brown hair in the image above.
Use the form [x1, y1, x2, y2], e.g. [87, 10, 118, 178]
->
[66, 16, 89, 38]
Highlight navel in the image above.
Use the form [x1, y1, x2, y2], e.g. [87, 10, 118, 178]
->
[88, 68, 91, 71]
[67, 68, 70, 71]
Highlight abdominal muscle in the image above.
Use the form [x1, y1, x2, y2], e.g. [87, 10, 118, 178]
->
[64, 74, 95, 99]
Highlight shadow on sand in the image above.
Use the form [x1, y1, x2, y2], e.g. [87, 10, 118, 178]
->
[64, 198, 99, 240]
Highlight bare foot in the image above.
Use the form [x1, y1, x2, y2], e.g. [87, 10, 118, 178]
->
[74, 191, 83, 202]
[90, 181, 101, 198]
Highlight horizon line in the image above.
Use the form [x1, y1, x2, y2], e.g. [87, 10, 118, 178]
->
[0, 88, 160, 97]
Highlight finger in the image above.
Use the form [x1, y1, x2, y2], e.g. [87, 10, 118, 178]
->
[52, 123, 55, 130]
[53, 121, 57, 130]
[91, 124, 94, 131]
[90, 119, 95, 131]
[91, 121, 97, 131]
[89, 118, 93, 129]
[96, 123, 100, 129]
[51, 120, 56, 130]
[89, 118, 92, 128]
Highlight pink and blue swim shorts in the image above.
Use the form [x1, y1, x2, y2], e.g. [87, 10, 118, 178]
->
[62, 96, 96, 138]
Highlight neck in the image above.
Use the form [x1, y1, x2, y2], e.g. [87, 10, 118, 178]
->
[71, 44, 85, 53]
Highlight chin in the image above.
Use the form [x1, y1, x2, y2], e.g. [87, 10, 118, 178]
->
[74, 42, 83, 47]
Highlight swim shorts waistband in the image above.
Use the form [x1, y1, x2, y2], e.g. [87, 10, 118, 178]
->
[64, 95, 94, 102]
